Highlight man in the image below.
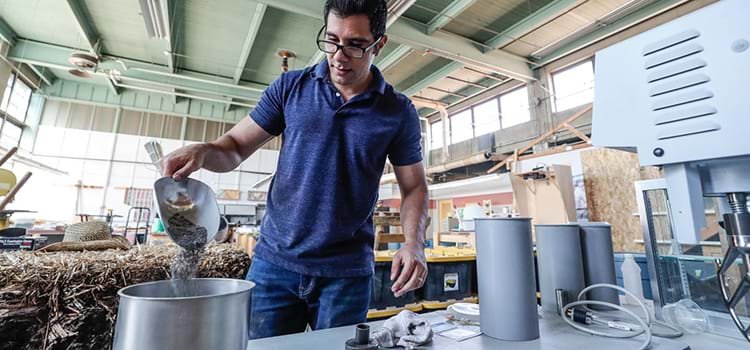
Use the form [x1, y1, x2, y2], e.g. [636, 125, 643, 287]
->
[161, 0, 428, 339]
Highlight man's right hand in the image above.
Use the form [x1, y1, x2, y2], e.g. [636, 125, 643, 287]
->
[161, 143, 211, 181]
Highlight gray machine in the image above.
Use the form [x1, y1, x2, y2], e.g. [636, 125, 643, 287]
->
[592, 0, 750, 341]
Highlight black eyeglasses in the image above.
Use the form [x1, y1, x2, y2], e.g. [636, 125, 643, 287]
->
[315, 26, 382, 59]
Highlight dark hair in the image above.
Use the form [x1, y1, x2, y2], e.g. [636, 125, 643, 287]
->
[324, 0, 387, 39]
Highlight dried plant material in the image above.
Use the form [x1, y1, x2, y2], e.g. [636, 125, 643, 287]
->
[0, 244, 251, 350]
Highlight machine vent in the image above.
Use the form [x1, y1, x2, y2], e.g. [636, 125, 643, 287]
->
[649, 73, 710, 97]
[653, 105, 716, 125]
[656, 120, 720, 140]
[643, 29, 719, 137]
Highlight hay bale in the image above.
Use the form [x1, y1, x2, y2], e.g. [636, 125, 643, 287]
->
[0, 244, 251, 350]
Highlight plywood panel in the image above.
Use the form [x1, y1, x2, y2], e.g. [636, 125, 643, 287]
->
[581, 148, 662, 253]
[511, 165, 576, 226]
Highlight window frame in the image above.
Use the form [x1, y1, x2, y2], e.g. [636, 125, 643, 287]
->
[498, 85, 531, 129]
[550, 58, 595, 113]
[430, 119, 444, 150]
[448, 107, 474, 145]
[0, 73, 32, 148]
[472, 97, 501, 137]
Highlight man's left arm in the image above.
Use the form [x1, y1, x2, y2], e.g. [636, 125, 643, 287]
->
[390, 162, 429, 297]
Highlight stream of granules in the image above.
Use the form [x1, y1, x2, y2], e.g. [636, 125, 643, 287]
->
[168, 213, 208, 297]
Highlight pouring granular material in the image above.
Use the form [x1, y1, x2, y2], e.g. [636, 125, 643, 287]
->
[168, 213, 209, 297]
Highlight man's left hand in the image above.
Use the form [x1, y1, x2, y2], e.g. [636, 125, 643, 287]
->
[390, 243, 428, 297]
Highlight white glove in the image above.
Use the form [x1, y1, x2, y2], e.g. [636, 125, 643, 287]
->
[371, 310, 433, 348]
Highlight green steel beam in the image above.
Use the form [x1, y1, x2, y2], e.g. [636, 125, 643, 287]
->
[0, 17, 17, 46]
[403, 61, 463, 97]
[26, 64, 56, 86]
[65, 0, 120, 95]
[8, 40, 265, 102]
[482, 0, 581, 52]
[233, 3, 267, 83]
[165, 0, 179, 73]
[425, 0, 478, 35]
[376, 44, 411, 72]
[65, 0, 101, 52]
[166, 0, 183, 103]
[255, 0, 535, 82]
[532, 0, 689, 67]
[386, 0, 417, 27]
[42, 79, 252, 122]
[388, 20, 534, 82]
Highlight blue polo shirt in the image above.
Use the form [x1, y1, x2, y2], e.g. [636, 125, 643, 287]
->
[249, 60, 422, 278]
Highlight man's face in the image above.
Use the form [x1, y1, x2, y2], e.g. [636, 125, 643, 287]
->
[324, 13, 387, 87]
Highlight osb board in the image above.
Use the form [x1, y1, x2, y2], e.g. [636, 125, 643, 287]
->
[581, 148, 661, 253]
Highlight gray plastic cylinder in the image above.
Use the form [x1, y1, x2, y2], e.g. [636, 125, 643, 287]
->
[475, 218, 539, 341]
[579, 222, 620, 310]
[536, 224, 585, 314]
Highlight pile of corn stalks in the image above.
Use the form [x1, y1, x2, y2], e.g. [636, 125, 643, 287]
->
[0, 244, 251, 350]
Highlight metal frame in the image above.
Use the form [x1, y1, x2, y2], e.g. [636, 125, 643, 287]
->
[634, 178, 750, 341]
[634, 178, 669, 319]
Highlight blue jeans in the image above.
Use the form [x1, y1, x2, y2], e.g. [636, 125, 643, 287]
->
[246, 257, 372, 340]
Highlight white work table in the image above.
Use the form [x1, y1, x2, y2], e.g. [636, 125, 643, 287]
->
[247, 310, 747, 349]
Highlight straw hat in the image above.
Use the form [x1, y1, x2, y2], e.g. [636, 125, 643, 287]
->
[63, 221, 112, 242]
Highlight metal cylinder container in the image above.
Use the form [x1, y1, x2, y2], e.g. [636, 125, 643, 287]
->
[475, 217, 539, 341]
[113, 278, 254, 350]
[579, 222, 620, 310]
[536, 223, 585, 314]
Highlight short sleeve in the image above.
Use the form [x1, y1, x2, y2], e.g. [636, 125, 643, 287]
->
[387, 102, 423, 166]
[249, 75, 287, 136]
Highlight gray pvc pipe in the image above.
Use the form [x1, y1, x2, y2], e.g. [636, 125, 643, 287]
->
[475, 218, 539, 341]
[579, 222, 620, 310]
[535, 224, 585, 314]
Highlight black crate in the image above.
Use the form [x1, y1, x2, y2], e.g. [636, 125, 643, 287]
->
[418, 260, 475, 302]
[370, 261, 416, 310]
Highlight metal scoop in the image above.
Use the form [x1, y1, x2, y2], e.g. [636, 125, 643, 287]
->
[145, 141, 220, 249]
[145, 141, 196, 212]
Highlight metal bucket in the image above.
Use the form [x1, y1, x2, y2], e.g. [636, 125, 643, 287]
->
[113, 278, 254, 350]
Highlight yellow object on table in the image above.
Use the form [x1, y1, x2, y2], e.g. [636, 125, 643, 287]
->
[374, 247, 476, 262]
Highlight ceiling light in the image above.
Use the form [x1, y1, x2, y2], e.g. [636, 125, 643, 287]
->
[139, 0, 170, 39]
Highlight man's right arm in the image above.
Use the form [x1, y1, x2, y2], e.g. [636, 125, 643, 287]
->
[162, 117, 274, 180]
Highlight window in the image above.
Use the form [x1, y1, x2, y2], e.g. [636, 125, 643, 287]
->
[552, 60, 594, 112]
[473, 98, 500, 136]
[0, 74, 12, 112]
[449, 109, 473, 144]
[500, 87, 530, 128]
[430, 120, 443, 150]
[0, 122, 21, 148]
[1, 74, 32, 121]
